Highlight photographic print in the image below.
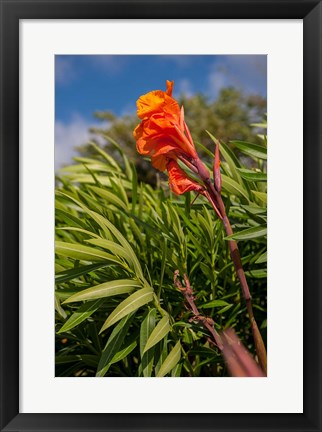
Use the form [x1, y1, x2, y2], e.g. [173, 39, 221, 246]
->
[55, 55, 267, 378]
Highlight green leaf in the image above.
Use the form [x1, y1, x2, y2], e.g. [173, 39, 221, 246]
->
[88, 211, 144, 279]
[55, 263, 106, 284]
[156, 340, 181, 377]
[55, 354, 99, 368]
[261, 319, 267, 329]
[245, 269, 267, 278]
[96, 313, 134, 377]
[55, 294, 67, 319]
[58, 299, 103, 333]
[102, 134, 125, 155]
[139, 308, 157, 377]
[131, 162, 138, 213]
[225, 225, 267, 240]
[200, 262, 214, 281]
[55, 242, 122, 264]
[85, 238, 134, 269]
[89, 141, 122, 171]
[200, 300, 230, 309]
[221, 175, 250, 202]
[154, 337, 168, 376]
[88, 185, 128, 211]
[100, 286, 154, 333]
[250, 122, 267, 129]
[230, 140, 267, 160]
[143, 316, 170, 354]
[255, 252, 267, 264]
[195, 140, 215, 159]
[252, 190, 267, 205]
[55, 290, 79, 301]
[237, 168, 267, 182]
[140, 309, 156, 356]
[72, 188, 103, 211]
[110, 340, 137, 365]
[240, 205, 266, 215]
[218, 304, 234, 314]
[110, 176, 129, 206]
[57, 193, 138, 279]
[197, 213, 213, 247]
[123, 153, 133, 181]
[171, 363, 183, 377]
[63, 279, 141, 303]
[56, 226, 100, 241]
[189, 347, 219, 357]
[55, 208, 87, 229]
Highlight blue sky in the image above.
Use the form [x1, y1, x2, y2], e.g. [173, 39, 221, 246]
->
[55, 55, 266, 168]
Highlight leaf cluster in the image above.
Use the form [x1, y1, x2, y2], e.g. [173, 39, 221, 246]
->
[55, 126, 267, 377]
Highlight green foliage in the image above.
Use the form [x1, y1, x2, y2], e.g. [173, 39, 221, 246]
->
[55, 126, 267, 377]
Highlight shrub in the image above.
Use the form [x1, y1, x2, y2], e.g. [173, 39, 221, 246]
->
[55, 127, 267, 377]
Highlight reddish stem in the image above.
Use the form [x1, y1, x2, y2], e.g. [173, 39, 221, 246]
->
[174, 271, 224, 350]
[197, 164, 267, 374]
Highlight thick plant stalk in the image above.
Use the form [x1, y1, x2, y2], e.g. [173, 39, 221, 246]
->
[221, 198, 267, 374]
[202, 171, 267, 375]
[180, 139, 267, 373]
[180, 147, 267, 373]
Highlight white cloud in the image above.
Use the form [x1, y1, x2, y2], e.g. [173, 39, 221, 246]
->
[89, 55, 127, 74]
[207, 71, 231, 98]
[120, 102, 137, 117]
[207, 55, 267, 99]
[175, 79, 194, 98]
[55, 55, 128, 86]
[55, 114, 104, 170]
[161, 55, 195, 67]
[55, 57, 76, 85]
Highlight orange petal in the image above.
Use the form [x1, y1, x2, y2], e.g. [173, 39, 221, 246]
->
[136, 90, 166, 119]
[163, 94, 181, 118]
[151, 154, 168, 171]
[166, 80, 174, 96]
[179, 106, 184, 130]
[139, 115, 196, 159]
[136, 82, 180, 120]
[140, 115, 178, 139]
[134, 81, 199, 169]
[135, 115, 191, 159]
[167, 160, 203, 195]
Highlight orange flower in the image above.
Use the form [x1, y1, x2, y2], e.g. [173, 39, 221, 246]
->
[167, 160, 204, 195]
[134, 80, 198, 171]
[136, 80, 177, 119]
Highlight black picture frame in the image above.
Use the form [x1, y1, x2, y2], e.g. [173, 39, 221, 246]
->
[1, 1, 321, 431]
